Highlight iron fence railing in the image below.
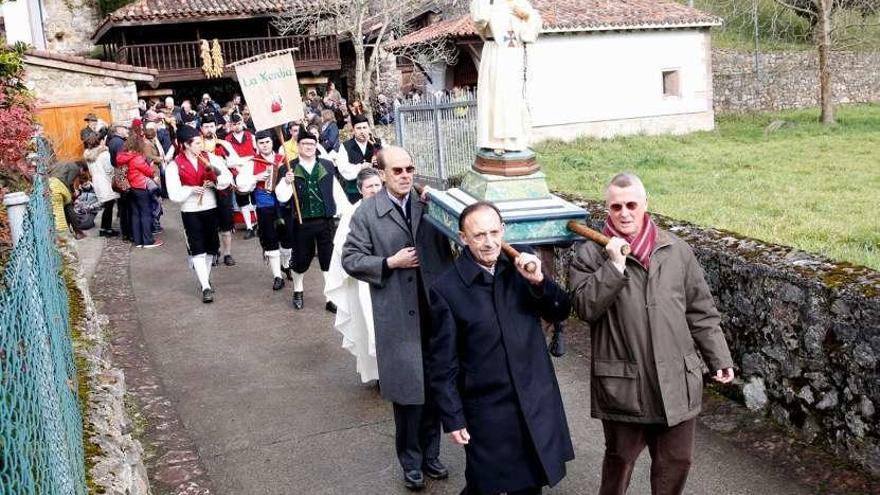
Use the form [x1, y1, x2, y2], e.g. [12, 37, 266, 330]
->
[394, 90, 478, 188]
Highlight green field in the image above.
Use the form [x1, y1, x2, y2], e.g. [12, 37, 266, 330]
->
[537, 104, 880, 270]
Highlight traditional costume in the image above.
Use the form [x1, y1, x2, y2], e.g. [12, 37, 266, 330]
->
[225, 113, 258, 238]
[165, 125, 233, 303]
[202, 114, 240, 266]
[324, 199, 379, 382]
[275, 127, 345, 311]
[236, 129, 294, 290]
[336, 115, 381, 204]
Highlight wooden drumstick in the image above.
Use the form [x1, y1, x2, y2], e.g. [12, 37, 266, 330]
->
[567, 220, 631, 256]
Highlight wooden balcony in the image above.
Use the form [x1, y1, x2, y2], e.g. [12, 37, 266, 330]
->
[115, 35, 341, 83]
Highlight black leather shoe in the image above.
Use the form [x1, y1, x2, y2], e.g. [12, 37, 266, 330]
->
[403, 470, 425, 491]
[292, 291, 304, 310]
[99, 229, 119, 237]
[223, 254, 236, 266]
[423, 458, 448, 480]
[202, 288, 214, 304]
[243, 229, 256, 239]
[325, 301, 337, 314]
[272, 277, 284, 291]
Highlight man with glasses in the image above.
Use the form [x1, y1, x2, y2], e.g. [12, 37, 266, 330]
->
[569, 173, 735, 495]
[276, 127, 340, 312]
[342, 146, 454, 491]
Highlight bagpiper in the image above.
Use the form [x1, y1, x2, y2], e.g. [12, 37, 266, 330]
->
[165, 125, 233, 303]
[200, 113, 240, 266]
[225, 113, 258, 239]
[236, 129, 294, 290]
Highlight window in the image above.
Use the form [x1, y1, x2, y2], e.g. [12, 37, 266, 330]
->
[662, 70, 681, 97]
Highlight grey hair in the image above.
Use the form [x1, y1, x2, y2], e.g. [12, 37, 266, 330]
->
[356, 167, 381, 190]
[605, 173, 647, 200]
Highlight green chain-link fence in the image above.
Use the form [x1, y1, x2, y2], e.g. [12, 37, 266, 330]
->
[0, 144, 87, 494]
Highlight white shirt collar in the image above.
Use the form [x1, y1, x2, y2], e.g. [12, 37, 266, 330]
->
[386, 189, 410, 214]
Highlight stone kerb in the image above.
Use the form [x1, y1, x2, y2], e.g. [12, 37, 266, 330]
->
[553, 194, 880, 476]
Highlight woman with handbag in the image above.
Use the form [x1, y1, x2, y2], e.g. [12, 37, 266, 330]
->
[117, 138, 163, 248]
[83, 134, 120, 237]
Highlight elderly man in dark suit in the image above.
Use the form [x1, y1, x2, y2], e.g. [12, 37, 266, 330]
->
[428, 201, 574, 495]
[342, 146, 455, 491]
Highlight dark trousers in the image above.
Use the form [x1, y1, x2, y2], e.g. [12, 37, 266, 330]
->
[100, 200, 115, 230]
[461, 486, 541, 495]
[150, 188, 162, 232]
[292, 218, 334, 273]
[130, 188, 154, 246]
[216, 191, 235, 232]
[181, 209, 220, 256]
[117, 192, 132, 240]
[392, 401, 441, 472]
[599, 418, 696, 495]
[256, 206, 292, 252]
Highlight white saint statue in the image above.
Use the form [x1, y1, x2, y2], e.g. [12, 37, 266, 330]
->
[471, 0, 542, 153]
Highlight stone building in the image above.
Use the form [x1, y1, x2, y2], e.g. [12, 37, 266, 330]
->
[1, 0, 101, 54]
[23, 49, 157, 159]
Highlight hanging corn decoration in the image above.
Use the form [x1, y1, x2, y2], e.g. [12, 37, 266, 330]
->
[199, 39, 213, 77]
[210, 39, 224, 78]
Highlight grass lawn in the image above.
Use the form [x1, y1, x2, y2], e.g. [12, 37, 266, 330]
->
[536, 104, 880, 270]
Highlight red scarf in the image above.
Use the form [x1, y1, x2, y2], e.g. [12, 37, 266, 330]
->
[174, 153, 217, 187]
[603, 214, 658, 269]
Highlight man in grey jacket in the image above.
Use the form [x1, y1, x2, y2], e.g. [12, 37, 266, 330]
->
[570, 173, 735, 495]
[342, 146, 454, 491]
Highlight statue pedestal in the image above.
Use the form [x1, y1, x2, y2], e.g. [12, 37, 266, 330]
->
[425, 151, 587, 245]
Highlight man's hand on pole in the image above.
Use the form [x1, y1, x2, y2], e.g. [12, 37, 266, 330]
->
[515, 252, 543, 285]
[605, 237, 629, 273]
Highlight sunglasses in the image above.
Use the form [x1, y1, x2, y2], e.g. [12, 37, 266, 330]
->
[609, 201, 641, 212]
[390, 166, 415, 176]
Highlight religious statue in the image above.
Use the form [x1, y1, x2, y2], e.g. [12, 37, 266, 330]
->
[471, 0, 542, 154]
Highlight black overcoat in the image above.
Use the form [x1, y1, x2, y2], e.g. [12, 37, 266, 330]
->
[428, 248, 575, 494]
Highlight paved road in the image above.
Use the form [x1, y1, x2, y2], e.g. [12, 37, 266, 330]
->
[125, 203, 809, 494]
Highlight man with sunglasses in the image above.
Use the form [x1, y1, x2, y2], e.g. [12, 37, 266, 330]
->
[569, 173, 735, 495]
[342, 146, 454, 491]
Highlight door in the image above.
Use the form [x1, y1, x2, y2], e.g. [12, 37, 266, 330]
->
[36, 102, 112, 161]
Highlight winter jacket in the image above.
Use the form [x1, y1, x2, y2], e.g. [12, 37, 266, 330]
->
[117, 151, 155, 190]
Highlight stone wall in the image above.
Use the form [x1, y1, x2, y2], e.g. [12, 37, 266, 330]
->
[42, 0, 101, 55]
[712, 49, 880, 112]
[554, 195, 880, 476]
[25, 63, 141, 123]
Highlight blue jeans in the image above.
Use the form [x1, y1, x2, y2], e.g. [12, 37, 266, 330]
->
[130, 188, 154, 246]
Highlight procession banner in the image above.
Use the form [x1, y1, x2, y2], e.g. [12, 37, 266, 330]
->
[234, 51, 304, 131]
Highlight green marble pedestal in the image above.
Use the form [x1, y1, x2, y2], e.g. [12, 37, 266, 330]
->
[425, 152, 587, 246]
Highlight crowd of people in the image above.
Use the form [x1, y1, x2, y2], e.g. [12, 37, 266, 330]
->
[42, 84, 736, 495]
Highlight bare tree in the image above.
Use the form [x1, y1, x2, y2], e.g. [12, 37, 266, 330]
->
[272, 0, 420, 117]
[387, 32, 460, 77]
[773, 0, 880, 123]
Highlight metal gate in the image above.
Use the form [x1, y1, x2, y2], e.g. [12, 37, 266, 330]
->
[393, 90, 478, 188]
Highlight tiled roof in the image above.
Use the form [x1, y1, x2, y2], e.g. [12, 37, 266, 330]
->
[386, 16, 477, 49]
[386, 0, 721, 48]
[92, 0, 307, 41]
[24, 49, 158, 80]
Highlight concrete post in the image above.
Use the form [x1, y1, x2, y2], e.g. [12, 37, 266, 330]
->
[3, 191, 30, 247]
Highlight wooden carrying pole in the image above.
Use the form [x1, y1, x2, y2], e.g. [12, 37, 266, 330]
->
[567, 221, 631, 256]
[276, 126, 303, 224]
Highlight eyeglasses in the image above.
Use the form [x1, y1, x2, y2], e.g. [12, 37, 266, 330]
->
[609, 201, 641, 212]
[390, 166, 415, 176]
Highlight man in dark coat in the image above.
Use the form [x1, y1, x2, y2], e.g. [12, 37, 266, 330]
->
[428, 201, 574, 495]
[342, 146, 454, 491]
